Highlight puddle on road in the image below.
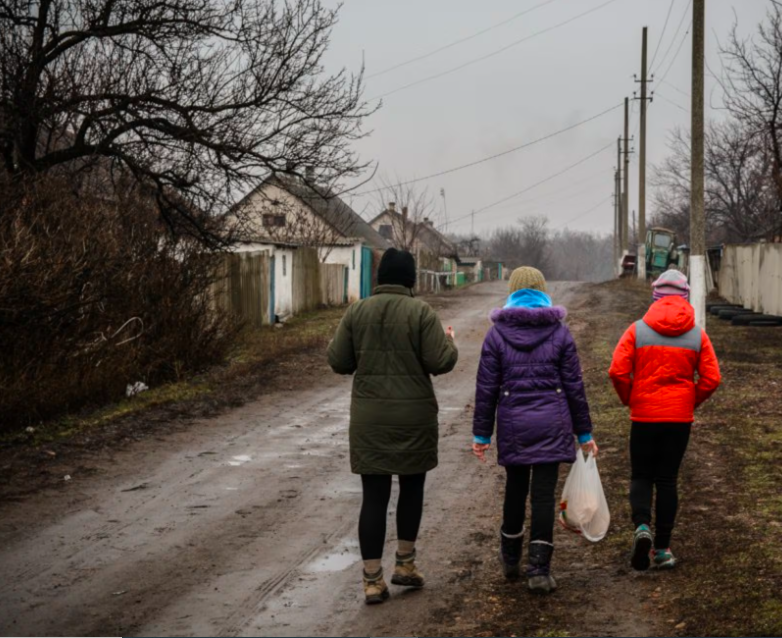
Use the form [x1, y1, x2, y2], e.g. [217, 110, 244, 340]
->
[227, 455, 252, 466]
[302, 538, 360, 574]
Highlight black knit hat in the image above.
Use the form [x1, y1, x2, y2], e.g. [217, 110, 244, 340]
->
[378, 248, 416, 289]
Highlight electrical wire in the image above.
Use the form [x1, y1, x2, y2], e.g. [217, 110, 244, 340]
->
[444, 140, 615, 229]
[368, 0, 622, 101]
[366, 0, 558, 80]
[353, 102, 623, 196]
[655, 91, 689, 114]
[656, 18, 693, 87]
[660, 78, 690, 98]
[652, 0, 692, 76]
[488, 181, 611, 225]
[487, 168, 608, 213]
[552, 195, 614, 230]
[649, 0, 677, 70]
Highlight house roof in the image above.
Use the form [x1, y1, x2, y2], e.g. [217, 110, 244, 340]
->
[369, 208, 458, 258]
[270, 177, 390, 250]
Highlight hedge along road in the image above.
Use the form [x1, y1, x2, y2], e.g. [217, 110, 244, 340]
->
[0, 281, 651, 638]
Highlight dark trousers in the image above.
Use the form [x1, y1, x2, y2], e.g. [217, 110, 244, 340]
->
[503, 463, 560, 543]
[358, 473, 426, 560]
[630, 422, 691, 549]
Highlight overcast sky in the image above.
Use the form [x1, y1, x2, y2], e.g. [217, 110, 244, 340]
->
[320, 0, 771, 238]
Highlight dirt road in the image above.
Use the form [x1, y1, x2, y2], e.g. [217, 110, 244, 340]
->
[0, 281, 504, 636]
[0, 281, 673, 638]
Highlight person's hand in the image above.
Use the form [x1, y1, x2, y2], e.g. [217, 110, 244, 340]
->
[581, 439, 599, 458]
[446, 326, 455, 340]
[472, 442, 490, 462]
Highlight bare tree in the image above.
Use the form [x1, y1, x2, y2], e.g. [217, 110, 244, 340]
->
[0, 0, 375, 246]
[720, 3, 782, 237]
[546, 229, 614, 282]
[486, 215, 550, 273]
[371, 177, 438, 252]
[651, 123, 777, 243]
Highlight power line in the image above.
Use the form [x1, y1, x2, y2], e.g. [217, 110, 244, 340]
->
[354, 102, 622, 196]
[652, 0, 692, 76]
[490, 182, 611, 226]
[655, 91, 689, 113]
[649, 0, 677, 70]
[656, 18, 693, 87]
[487, 168, 608, 213]
[369, 0, 622, 101]
[552, 195, 614, 230]
[366, 0, 558, 80]
[445, 140, 615, 228]
[660, 77, 690, 98]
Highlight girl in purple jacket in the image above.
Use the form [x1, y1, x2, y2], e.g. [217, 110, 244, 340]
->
[472, 267, 597, 594]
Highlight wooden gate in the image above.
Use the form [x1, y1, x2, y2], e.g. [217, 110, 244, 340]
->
[212, 252, 272, 327]
[320, 263, 348, 307]
[292, 247, 323, 314]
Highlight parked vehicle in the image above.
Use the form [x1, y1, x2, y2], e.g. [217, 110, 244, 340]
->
[645, 227, 679, 279]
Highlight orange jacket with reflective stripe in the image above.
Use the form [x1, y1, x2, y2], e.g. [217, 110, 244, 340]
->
[609, 296, 721, 423]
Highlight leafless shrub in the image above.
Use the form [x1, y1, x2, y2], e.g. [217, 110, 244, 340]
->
[0, 177, 233, 429]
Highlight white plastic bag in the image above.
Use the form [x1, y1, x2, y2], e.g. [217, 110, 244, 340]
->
[559, 449, 611, 542]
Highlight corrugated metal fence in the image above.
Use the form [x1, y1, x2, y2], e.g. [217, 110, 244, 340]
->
[718, 243, 782, 316]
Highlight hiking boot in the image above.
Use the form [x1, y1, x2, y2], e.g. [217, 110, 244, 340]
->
[363, 568, 389, 605]
[631, 524, 653, 571]
[499, 527, 524, 580]
[651, 548, 677, 570]
[527, 540, 557, 595]
[391, 550, 425, 588]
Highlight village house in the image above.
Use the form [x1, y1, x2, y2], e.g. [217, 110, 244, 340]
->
[231, 174, 390, 317]
[369, 203, 459, 292]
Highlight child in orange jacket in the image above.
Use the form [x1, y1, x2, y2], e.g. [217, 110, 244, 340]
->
[609, 269, 721, 571]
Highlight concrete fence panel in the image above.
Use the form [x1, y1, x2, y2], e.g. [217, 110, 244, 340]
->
[719, 243, 782, 316]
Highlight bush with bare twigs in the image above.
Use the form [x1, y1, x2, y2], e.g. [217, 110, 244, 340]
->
[0, 178, 233, 430]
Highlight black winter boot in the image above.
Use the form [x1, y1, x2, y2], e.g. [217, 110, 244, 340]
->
[527, 540, 557, 595]
[499, 527, 524, 579]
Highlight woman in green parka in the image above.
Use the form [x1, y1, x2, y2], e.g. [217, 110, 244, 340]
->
[327, 248, 458, 605]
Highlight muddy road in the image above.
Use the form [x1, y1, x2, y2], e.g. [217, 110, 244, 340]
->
[0, 280, 672, 638]
[0, 280, 525, 637]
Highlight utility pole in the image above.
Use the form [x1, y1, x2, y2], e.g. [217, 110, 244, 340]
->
[623, 97, 630, 254]
[690, 0, 707, 327]
[440, 187, 449, 234]
[471, 209, 475, 237]
[614, 167, 621, 276]
[636, 26, 652, 281]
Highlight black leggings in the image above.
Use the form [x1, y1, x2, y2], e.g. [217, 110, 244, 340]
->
[503, 463, 560, 543]
[630, 422, 691, 549]
[359, 473, 426, 560]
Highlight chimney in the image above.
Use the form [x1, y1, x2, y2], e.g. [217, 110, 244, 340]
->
[423, 217, 433, 227]
[402, 206, 408, 222]
[305, 166, 315, 182]
[388, 202, 396, 213]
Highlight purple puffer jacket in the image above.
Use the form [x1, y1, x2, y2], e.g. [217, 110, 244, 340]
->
[472, 305, 592, 466]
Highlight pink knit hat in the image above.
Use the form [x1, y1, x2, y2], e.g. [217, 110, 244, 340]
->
[652, 269, 690, 301]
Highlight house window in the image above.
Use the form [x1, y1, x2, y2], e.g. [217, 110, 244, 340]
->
[263, 214, 285, 227]
[282, 255, 287, 277]
[379, 224, 393, 240]
[352, 249, 356, 270]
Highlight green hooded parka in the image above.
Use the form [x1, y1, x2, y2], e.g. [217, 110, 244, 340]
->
[327, 285, 458, 475]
